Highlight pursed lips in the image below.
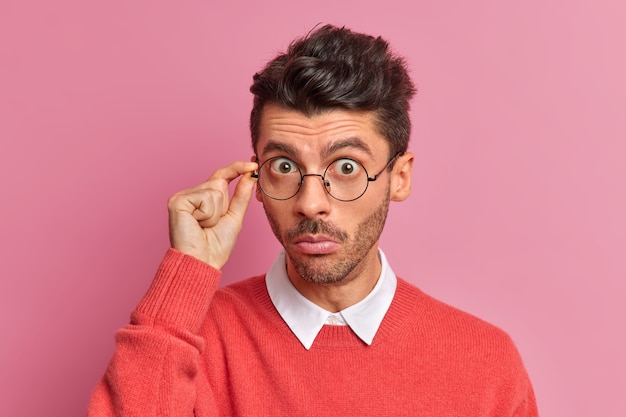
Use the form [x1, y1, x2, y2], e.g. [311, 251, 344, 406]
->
[291, 234, 341, 255]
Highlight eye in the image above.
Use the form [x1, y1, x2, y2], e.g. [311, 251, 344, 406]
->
[333, 159, 361, 176]
[269, 157, 298, 174]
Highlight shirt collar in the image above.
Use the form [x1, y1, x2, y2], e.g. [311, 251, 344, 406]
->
[265, 249, 397, 350]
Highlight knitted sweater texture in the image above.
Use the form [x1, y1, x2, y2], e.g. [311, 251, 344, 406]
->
[88, 249, 538, 416]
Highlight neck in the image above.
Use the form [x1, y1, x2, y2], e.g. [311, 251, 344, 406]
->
[286, 246, 382, 312]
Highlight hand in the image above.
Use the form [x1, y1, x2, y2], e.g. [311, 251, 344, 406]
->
[167, 161, 258, 269]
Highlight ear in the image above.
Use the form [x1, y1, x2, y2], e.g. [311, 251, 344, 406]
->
[389, 152, 414, 202]
[251, 154, 264, 202]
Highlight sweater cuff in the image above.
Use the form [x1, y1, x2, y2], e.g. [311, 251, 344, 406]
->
[134, 248, 221, 333]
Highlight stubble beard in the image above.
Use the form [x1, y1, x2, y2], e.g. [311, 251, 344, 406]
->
[264, 190, 391, 285]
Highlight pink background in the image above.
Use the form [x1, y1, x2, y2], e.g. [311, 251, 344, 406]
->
[1, 1, 624, 416]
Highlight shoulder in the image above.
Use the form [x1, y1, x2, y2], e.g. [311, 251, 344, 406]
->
[200, 275, 292, 344]
[396, 278, 507, 331]
[394, 278, 524, 362]
[391, 280, 536, 414]
[205, 275, 280, 326]
[211, 275, 268, 308]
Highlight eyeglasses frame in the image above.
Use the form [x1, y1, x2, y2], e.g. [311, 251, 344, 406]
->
[251, 152, 403, 202]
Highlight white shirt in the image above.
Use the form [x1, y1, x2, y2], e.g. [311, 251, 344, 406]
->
[265, 248, 397, 350]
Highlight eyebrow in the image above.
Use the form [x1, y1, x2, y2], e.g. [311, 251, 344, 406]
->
[260, 140, 300, 158]
[259, 137, 373, 160]
[321, 138, 373, 159]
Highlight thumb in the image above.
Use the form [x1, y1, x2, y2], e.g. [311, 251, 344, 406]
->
[227, 171, 257, 223]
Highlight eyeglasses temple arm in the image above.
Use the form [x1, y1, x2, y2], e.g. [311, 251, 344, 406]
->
[367, 151, 403, 182]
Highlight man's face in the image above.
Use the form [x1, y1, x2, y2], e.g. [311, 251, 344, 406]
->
[255, 104, 412, 286]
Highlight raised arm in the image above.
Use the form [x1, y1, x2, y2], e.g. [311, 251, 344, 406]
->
[88, 161, 257, 417]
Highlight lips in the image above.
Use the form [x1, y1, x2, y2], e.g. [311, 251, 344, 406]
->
[292, 235, 341, 255]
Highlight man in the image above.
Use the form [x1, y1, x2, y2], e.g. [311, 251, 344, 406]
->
[89, 25, 538, 416]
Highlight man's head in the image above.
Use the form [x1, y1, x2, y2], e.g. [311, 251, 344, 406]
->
[249, 26, 416, 296]
[249, 24, 416, 157]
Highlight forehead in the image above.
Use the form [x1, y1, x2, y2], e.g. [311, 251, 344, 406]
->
[256, 104, 388, 159]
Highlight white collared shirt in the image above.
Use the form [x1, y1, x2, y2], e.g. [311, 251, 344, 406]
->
[265, 248, 397, 350]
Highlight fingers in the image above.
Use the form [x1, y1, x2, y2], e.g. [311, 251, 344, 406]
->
[168, 160, 258, 229]
[207, 161, 258, 185]
[192, 190, 227, 228]
[167, 161, 259, 265]
[227, 170, 258, 224]
[203, 161, 257, 224]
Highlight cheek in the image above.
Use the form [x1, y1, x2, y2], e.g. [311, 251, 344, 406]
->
[333, 204, 375, 234]
[261, 201, 282, 240]
[262, 200, 289, 228]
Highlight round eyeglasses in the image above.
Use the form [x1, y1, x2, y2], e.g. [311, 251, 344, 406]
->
[251, 152, 401, 202]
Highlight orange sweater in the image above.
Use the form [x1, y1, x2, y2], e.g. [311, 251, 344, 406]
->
[89, 249, 538, 416]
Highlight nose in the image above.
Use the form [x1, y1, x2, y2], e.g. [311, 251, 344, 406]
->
[301, 174, 330, 188]
[292, 174, 332, 218]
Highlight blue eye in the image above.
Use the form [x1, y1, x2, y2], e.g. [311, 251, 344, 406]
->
[269, 157, 298, 174]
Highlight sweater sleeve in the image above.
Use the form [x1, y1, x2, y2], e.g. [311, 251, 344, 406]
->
[499, 336, 540, 417]
[88, 248, 221, 417]
[512, 379, 539, 417]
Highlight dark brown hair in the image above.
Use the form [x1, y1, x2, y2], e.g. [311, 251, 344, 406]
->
[249, 24, 416, 156]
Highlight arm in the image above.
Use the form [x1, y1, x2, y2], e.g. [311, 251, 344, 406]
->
[512, 381, 539, 417]
[88, 161, 258, 416]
